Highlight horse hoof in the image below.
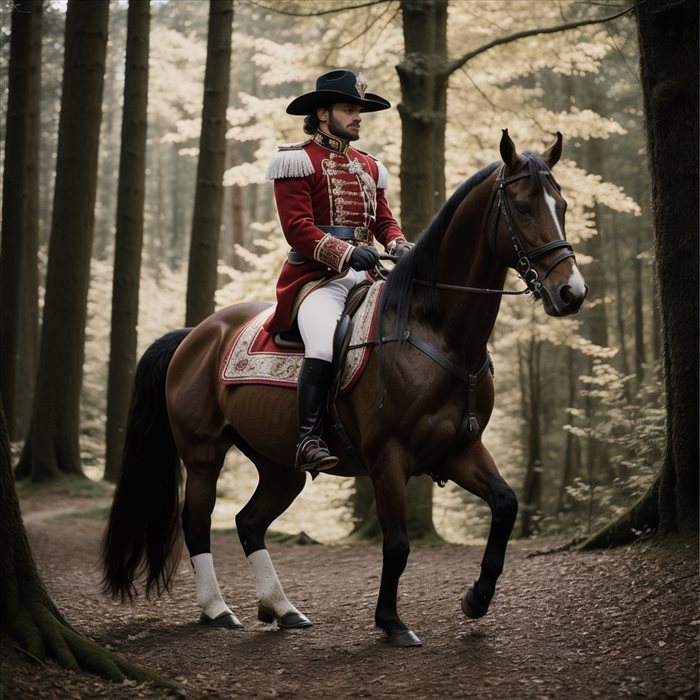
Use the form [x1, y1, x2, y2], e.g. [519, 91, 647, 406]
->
[198, 611, 244, 629]
[387, 629, 422, 647]
[257, 605, 312, 629]
[461, 588, 489, 619]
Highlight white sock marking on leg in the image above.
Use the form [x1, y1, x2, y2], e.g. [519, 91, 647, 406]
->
[248, 549, 296, 617]
[191, 552, 232, 619]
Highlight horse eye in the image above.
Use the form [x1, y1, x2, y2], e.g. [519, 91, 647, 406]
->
[514, 201, 530, 215]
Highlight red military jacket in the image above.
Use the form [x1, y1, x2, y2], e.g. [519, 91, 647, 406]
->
[263, 130, 407, 334]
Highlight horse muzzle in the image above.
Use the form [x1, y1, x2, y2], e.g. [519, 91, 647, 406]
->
[540, 268, 588, 317]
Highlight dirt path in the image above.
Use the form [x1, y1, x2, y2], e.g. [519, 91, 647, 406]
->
[2, 491, 698, 699]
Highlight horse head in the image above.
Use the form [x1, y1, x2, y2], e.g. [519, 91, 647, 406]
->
[492, 129, 587, 316]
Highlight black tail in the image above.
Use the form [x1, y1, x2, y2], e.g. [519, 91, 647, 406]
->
[101, 328, 191, 601]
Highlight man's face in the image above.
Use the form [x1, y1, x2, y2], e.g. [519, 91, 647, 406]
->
[318, 103, 363, 141]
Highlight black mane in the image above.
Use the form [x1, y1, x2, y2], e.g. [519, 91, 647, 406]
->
[379, 161, 500, 341]
[379, 153, 553, 343]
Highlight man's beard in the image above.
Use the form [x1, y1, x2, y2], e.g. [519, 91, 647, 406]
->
[328, 113, 360, 142]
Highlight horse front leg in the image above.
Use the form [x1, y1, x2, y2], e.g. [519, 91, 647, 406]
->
[371, 451, 422, 647]
[444, 441, 518, 619]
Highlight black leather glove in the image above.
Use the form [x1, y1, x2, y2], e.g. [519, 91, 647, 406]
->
[348, 245, 380, 271]
[387, 239, 413, 259]
[394, 241, 413, 259]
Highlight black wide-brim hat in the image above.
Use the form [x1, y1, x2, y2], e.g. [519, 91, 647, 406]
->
[286, 69, 391, 115]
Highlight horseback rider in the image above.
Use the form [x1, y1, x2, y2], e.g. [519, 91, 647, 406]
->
[264, 69, 412, 474]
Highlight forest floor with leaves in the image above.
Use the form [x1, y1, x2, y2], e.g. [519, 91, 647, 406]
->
[1, 486, 698, 699]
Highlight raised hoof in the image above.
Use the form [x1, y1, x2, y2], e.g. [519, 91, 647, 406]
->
[387, 629, 422, 647]
[461, 588, 489, 619]
[258, 605, 312, 629]
[198, 611, 244, 629]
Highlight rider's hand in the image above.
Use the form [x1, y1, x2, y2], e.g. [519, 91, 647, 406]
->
[348, 245, 380, 271]
[387, 239, 413, 259]
[394, 241, 413, 259]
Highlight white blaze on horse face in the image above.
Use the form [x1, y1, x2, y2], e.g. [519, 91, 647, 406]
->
[543, 189, 564, 239]
[543, 189, 587, 297]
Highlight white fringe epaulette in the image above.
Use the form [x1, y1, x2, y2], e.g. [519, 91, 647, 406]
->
[265, 140, 314, 180]
[375, 159, 390, 190]
[357, 149, 390, 190]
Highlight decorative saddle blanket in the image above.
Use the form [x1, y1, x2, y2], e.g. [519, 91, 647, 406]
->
[219, 282, 384, 395]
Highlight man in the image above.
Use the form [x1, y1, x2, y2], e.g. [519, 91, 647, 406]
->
[264, 69, 412, 473]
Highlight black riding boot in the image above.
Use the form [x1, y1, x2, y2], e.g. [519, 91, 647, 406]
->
[295, 358, 339, 473]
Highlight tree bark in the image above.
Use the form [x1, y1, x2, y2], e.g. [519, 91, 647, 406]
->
[15, 0, 109, 481]
[582, 0, 698, 547]
[0, 0, 42, 440]
[104, 0, 151, 483]
[185, 0, 233, 326]
[558, 347, 581, 512]
[520, 332, 543, 538]
[0, 399, 173, 686]
[396, 0, 448, 240]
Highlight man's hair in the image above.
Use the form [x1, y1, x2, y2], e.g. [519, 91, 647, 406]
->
[303, 112, 321, 135]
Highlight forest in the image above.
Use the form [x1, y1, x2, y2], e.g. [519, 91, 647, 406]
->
[0, 0, 697, 695]
[1, 0, 679, 536]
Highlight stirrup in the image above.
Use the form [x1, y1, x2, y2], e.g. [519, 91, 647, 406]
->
[295, 436, 339, 473]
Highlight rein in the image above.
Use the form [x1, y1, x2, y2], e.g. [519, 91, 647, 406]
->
[413, 164, 575, 298]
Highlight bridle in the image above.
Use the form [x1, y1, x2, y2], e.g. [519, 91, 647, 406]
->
[412, 163, 576, 298]
[486, 164, 575, 298]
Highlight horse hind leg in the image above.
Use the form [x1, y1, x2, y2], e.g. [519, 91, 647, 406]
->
[181, 448, 243, 629]
[234, 456, 311, 629]
[445, 442, 518, 619]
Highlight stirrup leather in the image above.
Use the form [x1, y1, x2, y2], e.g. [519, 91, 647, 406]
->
[295, 436, 339, 473]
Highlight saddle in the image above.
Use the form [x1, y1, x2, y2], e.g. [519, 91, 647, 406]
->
[272, 280, 372, 361]
[219, 281, 381, 395]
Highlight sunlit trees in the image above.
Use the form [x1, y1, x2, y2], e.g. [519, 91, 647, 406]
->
[1, 0, 675, 541]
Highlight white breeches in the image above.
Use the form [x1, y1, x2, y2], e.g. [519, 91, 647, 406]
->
[296, 269, 367, 362]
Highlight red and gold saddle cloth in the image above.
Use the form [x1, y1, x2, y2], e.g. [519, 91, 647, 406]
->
[219, 282, 384, 394]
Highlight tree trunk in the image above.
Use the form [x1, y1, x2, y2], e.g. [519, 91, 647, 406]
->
[15, 0, 109, 482]
[185, 0, 233, 326]
[396, 0, 448, 240]
[227, 145, 245, 268]
[520, 332, 543, 538]
[558, 347, 581, 512]
[0, 399, 172, 686]
[0, 0, 42, 440]
[104, 0, 151, 483]
[583, 0, 698, 547]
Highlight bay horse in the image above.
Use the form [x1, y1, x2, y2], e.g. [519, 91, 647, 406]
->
[102, 130, 586, 647]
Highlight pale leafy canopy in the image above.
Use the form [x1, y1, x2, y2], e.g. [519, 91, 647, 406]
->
[76, 0, 657, 537]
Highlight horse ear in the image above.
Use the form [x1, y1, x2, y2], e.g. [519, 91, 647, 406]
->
[542, 131, 563, 168]
[499, 129, 518, 170]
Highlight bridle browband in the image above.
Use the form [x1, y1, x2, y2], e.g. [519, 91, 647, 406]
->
[415, 163, 576, 298]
